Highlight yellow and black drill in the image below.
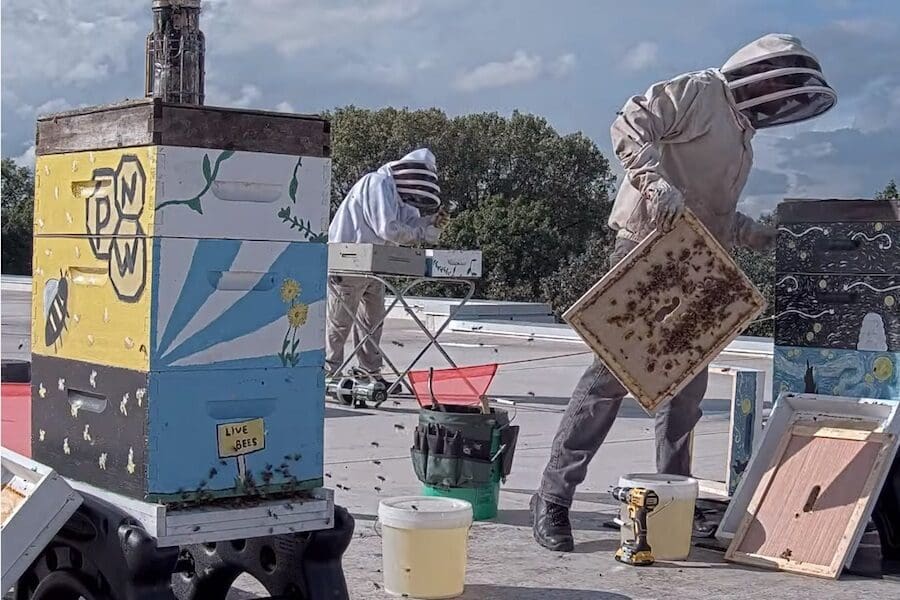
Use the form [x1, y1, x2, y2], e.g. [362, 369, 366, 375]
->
[612, 486, 659, 566]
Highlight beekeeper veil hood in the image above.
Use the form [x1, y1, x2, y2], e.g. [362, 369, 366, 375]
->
[721, 33, 836, 128]
[388, 148, 441, 210]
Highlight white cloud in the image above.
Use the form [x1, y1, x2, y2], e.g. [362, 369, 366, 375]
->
[1, 2, 142, 85]
[275, 101, 296, 113]
[13, 144, 36, 168]
[550, 53, 577, 78]
[205, 84, 262, 108]
[455, 51, 542, 92]
[13, 98, 76, 119]
[34, 98, 72, 116]
[454, 50, 576, 93]
[204, 0, 428, 57]
[622, 41, 658, 71]
[335, 61, 412, 86]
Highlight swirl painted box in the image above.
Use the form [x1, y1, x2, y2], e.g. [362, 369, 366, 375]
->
[30, 101, 330, 501]
[774, 199, 899, 401]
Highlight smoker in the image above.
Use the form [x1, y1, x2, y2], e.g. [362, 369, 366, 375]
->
[145, 0, 205, 104]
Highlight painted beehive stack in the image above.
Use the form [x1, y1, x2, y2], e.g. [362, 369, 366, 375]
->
[774, 199, 899, 401]
[30, 99, 331, 503]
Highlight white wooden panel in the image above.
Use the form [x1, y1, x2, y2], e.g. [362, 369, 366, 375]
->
[155, 146, 330, 242]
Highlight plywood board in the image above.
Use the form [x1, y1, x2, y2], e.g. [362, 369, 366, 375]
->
[564, 209, 767, 414]
[726, 420, 895, 578]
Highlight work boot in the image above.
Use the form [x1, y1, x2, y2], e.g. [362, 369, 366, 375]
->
[692, 506, 717, 538]
[530, 494, 574, 552]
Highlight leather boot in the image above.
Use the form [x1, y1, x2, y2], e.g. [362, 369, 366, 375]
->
[530, 494, 574, 552]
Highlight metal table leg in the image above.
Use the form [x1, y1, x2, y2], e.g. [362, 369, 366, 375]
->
[327, 274, 408, 391]
[327, 272, 478, 401]
[385, 278, 476, 395]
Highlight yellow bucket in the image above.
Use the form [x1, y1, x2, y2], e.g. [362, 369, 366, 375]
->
[378, 496, 473, 598]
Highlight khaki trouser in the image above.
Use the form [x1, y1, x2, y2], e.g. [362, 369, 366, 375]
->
[325, 275, 385, 376]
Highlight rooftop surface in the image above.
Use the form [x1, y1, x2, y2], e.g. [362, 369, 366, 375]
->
[230, 318, 898, 599]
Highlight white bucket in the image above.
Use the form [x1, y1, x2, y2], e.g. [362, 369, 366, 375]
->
[378, 496, 473, 599]
[617, 473, 698, 561]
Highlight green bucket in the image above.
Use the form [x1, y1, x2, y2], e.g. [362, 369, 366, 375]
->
[423, 427, 502, 520]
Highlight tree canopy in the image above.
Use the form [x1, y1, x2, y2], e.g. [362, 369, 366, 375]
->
[1, 158, 34, 275]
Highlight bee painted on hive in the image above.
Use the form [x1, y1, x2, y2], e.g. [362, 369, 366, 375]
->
[43, 270, 71, 350]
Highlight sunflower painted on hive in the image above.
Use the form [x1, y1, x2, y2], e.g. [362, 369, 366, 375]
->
[281, 278, 301, 303]
[278, 277, 309, 367]
[288, 303, 309, 328]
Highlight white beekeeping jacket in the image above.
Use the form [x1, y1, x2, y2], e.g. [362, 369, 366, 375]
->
[329, 150, 438, 246]
[608, 34, 834, 247]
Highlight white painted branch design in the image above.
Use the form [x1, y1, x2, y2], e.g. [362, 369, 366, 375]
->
[851, 231, 893, 250]
[777, 226, 828, 238]
[774, 308, 835, 320]
[843, 281, 900, 293]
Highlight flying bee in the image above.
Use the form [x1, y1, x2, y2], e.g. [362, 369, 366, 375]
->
[44, 270, 70, 350]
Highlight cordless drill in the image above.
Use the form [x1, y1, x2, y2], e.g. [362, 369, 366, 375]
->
[612, 486, 659, 566]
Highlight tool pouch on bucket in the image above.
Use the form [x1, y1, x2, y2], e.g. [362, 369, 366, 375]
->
[410, 406, 519, 488]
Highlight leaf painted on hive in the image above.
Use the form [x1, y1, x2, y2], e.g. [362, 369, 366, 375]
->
[291, 339, 300, 352]
[282, 338, 290, 352]
[202, 154, 212, 182]
[289, 177, 298, 202]
[187, 198, 203, 214]
[219, 150, 235, 162]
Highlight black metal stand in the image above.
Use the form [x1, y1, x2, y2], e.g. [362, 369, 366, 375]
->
[13, 498, 355, 600]
[171, 505, 355, 600]
[13, 493, 180, 600]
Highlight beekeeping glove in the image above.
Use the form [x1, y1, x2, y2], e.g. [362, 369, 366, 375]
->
[648, 179, 685, 232]
[423, 225, 442, 244]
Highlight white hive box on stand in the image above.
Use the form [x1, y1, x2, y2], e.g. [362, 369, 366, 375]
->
[425, 249, 482, 278]
[564, 209, 767, 414]
[328, 243, 425, 276]
[2, 448, 83, 590]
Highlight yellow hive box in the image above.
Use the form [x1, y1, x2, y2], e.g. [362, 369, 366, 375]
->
[31, 146, 330, 372]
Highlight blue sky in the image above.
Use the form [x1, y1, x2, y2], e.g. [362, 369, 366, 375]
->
[2, 0, 898, 215]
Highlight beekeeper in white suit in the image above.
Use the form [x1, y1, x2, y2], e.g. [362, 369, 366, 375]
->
[326, 148, 447, 384]
[532, 34, 837, 552]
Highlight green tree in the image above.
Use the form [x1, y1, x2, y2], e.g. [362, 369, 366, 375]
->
[327, 107, 617, 305]
[732, 213, 775, 338]
[2, 158, 34, 275]
[876, 179, 899, 200]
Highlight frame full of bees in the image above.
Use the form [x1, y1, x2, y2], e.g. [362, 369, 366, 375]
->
[564, 209, 767, 414]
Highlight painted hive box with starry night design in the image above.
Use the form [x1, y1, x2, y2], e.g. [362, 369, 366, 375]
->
[774, 199, 899, 401]
[30, 101, 331, 501]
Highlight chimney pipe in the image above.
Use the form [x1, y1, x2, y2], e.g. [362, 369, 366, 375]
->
[145, 0, 205, 104]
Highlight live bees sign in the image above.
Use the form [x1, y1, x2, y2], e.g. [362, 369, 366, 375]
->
[217, 418, 266, 458]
